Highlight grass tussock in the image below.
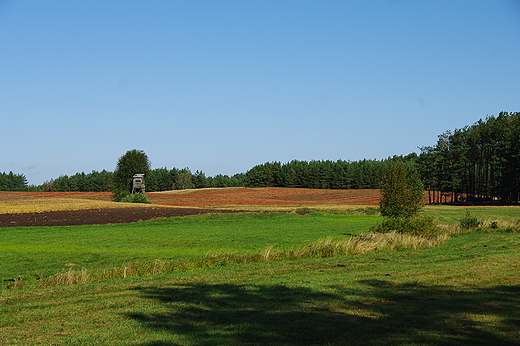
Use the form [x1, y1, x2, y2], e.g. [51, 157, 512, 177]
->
[38, 231, 448, 288]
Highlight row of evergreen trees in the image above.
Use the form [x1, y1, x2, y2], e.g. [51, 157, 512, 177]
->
[242, 156, 418, 189]
[45, 170, 113, 192]
[417, 112, 520, 204]
[42, 168, 244, 192]
[0, 172, 29, 191]
[41, 157, 417, 193]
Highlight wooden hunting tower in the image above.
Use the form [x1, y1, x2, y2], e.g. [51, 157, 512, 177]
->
[132, 174, 145, 194]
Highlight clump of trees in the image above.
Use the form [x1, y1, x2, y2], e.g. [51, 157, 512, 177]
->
[418, 112, 520, 204]
[145, 168, 244, 191]
[43, 170, 113, 192]
[243, 156, 418, 189]
[0, 172, 29, 191]
[41, 167, 245, 192]
[111, 149, 151, 201]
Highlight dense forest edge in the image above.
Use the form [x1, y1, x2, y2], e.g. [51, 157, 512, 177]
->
[2, 112, 519, 204]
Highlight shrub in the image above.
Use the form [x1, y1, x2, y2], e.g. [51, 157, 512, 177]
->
[370, 214, 440, 237]
[379, 164, 424, 218]
[117, 192, 151, 204]
[459, 211, 482, 230]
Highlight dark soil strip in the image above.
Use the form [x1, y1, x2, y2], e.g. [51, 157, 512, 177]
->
[0, 207, 244, 227]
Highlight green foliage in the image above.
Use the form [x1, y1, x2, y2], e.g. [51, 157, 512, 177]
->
[116, 192, 151, 204]
[418, 111, 520, 203]
[111, 149, 151, 200]
[379, 164, 425, 218]
[0, 171, 28, 191]
[45, 170, 113, 192]
[459, 210, 482, 230]
[373, 164, 437, 235]
[370, 214, 440, 236]
[174, 172, 195, 190]
[243, 156, 418, 189]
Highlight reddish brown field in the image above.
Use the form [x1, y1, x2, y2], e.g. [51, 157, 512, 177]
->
[148, 187, 381, 208]
[2, 188, 381, 208]
[0, 188, 379, 227]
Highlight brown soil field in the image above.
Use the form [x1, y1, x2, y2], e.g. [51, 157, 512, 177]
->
[0, 207, 244, 227]
[0, 188, 380, 227]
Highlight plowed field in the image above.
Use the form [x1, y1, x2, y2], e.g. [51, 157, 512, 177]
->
[1, 188, 381, 208]
[0, 188, 380, 227]
[148, 187, 381, 208]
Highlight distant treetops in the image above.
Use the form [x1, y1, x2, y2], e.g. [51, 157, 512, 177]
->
[4, 112, 519, 205]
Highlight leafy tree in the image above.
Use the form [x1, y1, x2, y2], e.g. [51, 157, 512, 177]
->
[175, 172, 195, 190]
[373, 164, 437, 235]
[111, 149, 151, 200]
[379, 164, 424, 218]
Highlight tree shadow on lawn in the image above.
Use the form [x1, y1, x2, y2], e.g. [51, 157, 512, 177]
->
[127, 280, 520, 346]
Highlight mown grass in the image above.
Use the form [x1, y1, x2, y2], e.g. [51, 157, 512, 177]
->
[1, 226, 519, 345]
[0, 212, 377, 285]
[424, 205, 520, 225]
[1, 207, 519, 345]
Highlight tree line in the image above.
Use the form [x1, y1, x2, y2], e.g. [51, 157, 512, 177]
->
[417, 111, 520, 204]
[40, 168, 244, 192]
[3, 112, 519, 204]
[0, 172, 29, 191]
[242, 156, 418, 189]
[38, 157, 417, 193]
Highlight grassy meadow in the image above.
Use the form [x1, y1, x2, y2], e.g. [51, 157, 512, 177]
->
[1, 203, 519, 345]
[0, 212, 377, 284]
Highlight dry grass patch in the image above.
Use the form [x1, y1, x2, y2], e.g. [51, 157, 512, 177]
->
[38, 231, 449, 288]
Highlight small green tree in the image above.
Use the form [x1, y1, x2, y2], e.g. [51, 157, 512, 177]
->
[379, 164, 424, 218]
[373, 164, 439, 235]
[111, 149, 151, 201]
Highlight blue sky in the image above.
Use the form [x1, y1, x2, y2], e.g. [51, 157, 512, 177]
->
[1, 0, 520, 185]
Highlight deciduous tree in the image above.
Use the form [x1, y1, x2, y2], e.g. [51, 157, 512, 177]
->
[379, 164, 424, 218]
[111, 149, 151, 200]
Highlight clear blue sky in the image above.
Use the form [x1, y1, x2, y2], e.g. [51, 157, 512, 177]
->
[1, 0, 520, 185]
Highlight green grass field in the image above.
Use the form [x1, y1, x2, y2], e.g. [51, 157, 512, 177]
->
[0, 212, 377, 283]
[1, 207, 519, 345]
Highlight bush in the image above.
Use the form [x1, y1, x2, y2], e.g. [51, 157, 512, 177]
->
[459, 211, 482, 230]
[370, 214, 440, 236]
[116, 192, 151, 204]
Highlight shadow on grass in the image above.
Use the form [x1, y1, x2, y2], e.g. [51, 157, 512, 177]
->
[127, 281, 520, 346]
